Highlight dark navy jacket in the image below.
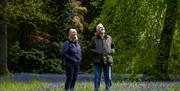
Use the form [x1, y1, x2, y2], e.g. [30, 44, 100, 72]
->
[61, 39, 82, 66]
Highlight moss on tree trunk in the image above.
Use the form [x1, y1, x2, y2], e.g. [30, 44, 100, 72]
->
[0, 64, 10, 75]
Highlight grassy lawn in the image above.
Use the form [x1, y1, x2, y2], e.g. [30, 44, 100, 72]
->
[0, 73, 180, 91]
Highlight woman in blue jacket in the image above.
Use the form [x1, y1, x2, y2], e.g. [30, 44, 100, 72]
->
[61, 29, 82, 91]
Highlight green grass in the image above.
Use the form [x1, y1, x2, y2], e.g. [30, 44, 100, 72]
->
[0, 80, 48, 91]
[0, 73, 180, 91]
[0, 80, 180, 91]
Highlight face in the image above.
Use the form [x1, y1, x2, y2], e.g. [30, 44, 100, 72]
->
[98, 26, 105, 34]
[69, 30, 77, 39]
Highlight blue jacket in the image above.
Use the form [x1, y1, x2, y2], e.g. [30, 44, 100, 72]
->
[61, 39, 82, 65]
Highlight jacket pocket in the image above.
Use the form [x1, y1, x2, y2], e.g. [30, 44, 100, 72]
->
[107, 55, 113, 64]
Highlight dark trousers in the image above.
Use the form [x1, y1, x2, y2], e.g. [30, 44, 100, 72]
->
[64, 64, 80, 91]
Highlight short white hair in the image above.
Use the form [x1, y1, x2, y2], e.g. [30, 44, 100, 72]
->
[69, 28, 77, 33]
[96, 23, 104, 31]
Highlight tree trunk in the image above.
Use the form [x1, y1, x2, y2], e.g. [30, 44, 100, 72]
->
[0, 0, 10, 75]
[153, 0, 178, 80]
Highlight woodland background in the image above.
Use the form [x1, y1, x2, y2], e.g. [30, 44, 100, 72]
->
[0, 0, 180, 80]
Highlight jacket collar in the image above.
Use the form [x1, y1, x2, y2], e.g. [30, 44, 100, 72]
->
[97, 34, 108, 39]
[68, 39, 78, 43]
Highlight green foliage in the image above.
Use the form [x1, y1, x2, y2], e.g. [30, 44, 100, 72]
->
[5, 0, 180, 78]
[131, 0, 166, 76]
[8, 42, 63, 73]
[81, 0, 105, 24]
[39, 59, 63, 73]
[44, 41, 62, 59]
[168, 0, 180, 76]
[8, 42, 44, 73]
[42, 0, 74, 41]
[88, 0, 180, 78]
[19, 49, 45, 73]
[38, 0, 75, 58]
[150, 0, 179, 80]
[8, 42, 22, 72]
[7, 0, 52, 33]
[7, 0, 53, 50]
[169, 19, 180, 76]
[7, 0, 51, 22]
[6, 0, 75, 73]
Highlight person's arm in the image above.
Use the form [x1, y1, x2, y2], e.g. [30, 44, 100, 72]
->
[111, 42, 115, 53]
[110, 36, 115, 54]
[77, 41, 82, 61]
[89, 38, 101, 55]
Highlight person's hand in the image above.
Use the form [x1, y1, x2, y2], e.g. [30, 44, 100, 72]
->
[111, 49, 115, 53]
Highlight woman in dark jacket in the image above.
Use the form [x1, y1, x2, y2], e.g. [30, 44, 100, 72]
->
[61, 29, 82, 91]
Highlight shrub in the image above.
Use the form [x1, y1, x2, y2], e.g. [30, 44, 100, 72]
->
[8, 42, 63, 73]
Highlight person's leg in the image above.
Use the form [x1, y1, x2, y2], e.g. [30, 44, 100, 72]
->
[70, 65, 80, 91]
[65, 65, 74, 91]
[103, 65, 112, 91]
[94, 65, 102, 91]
